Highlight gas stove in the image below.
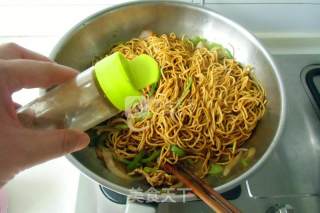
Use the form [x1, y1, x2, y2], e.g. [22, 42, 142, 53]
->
[74, 54, 320, 213]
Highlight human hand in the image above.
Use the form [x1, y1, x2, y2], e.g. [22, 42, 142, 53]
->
[0, 43, 90, 186]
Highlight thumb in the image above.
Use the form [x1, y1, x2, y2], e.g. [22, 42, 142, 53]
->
[17, 128, 90, 168]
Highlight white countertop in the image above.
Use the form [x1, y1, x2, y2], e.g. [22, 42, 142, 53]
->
[2, 158, 80, 213]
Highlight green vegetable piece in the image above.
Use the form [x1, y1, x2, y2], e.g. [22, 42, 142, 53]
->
[240, 159, 249, 167]
[134, 111, 153, 121]
[208, 42, 222, 50]
[240, 147, 256, 168]
[190, 36, 202, 46]
[141, 150, 161, 163]
[209, 164, 223, 175]
[175, 78, 192, 108]
[148, 82, 158, 97]
[127, 151, 145, 170]
[185, 78, 193, 90]
[190, 36, 233, 59]
[171, 145, 186, 157]
[143, 167, 157, 173]
[224, 48, 233, 59]
[114, 123, 129, 130]
[118, 158, 131, 165]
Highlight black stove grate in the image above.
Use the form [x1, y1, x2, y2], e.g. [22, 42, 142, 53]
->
[301, 64, 320, 118]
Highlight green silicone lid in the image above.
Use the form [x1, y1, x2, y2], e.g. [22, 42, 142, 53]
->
[94, 52, 160, 110]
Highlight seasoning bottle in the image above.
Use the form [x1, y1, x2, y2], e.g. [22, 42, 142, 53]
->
[17, 52, 160, 131]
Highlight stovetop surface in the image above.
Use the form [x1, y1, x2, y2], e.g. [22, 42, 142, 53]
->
[232, 54, 320, 212]
[75, 54, 320, 213]
[247, 55, 320, 198]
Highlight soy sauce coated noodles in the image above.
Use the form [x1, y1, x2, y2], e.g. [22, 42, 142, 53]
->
[94, 32, 266, 187]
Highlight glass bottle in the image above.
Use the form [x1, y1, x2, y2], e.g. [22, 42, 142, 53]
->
[17, 66, 119, 131]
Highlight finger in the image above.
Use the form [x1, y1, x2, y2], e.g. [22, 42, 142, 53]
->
[0, 43, 51, 61]
[17, 128, 90, 167]
[0, 81, 19, 123]
[1, 59, 78, 92]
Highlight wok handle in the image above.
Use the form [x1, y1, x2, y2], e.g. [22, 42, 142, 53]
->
[125, 198, 156, 213]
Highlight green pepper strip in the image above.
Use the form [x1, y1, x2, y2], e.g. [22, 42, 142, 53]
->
[143, 167, 157, 173]
[141, 150, 161, 163]
[175, 78, 192, 108]
[127, 151, 145, 170]
[171, 145, 186, 157]
[189, 36, 202, 46]
[208, 42, 223, 50]
[134, 111, 153, 121]
[224, 48, 233, 59]
[240, 159, 249, 167]
[114, 123, 129, 130]
[148, 82, 158, 97]
[118, 158, 131, 165]
[190, 36, 233, 59]
[208, 164, 223, 175]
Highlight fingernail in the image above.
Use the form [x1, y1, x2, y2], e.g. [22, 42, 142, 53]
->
[73, 132, 90, 152]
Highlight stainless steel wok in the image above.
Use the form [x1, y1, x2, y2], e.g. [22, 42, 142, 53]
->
[50, 0, 286, 204]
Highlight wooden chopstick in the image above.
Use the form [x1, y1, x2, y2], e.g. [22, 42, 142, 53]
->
[163, 163, 240, 213]
[178, 164, 240, 212]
